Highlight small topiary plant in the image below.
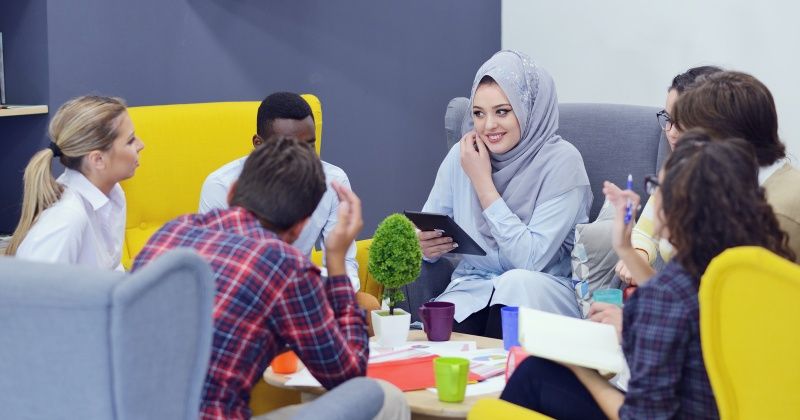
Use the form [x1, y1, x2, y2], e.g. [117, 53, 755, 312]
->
[368, 213, 423, 315]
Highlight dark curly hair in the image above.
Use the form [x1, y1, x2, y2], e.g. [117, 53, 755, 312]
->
[661, 130, 796, 279]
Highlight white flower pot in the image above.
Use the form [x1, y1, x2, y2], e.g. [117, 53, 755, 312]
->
[371, 308, 411, 348]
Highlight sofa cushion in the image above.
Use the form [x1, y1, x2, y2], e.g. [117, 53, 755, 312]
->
[571, 199, 620, 293]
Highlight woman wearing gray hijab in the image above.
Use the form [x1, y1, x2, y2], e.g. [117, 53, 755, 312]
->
[418, 50, 592, 337]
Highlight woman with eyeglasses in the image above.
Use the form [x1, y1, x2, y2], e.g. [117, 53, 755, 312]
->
[613, 65, 722, 285]
[499, 130, 795, 419]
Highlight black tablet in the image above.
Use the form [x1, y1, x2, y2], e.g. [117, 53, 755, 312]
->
[403, 210, 487, 256]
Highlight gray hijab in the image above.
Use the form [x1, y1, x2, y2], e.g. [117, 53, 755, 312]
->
[465, 50, 590, 244]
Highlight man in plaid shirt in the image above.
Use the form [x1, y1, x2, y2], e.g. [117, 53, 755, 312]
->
[132, 137, 376, 419]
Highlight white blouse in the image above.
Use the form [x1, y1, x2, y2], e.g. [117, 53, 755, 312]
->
[16, 168, 126, 271]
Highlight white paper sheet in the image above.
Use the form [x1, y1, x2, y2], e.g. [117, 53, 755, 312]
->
[518, 307, 626, 374]
[284, 367, 322, 387]
[369, 340, 477, 363]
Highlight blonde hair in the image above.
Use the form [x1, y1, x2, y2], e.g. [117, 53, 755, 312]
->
[5, 95, 128, 256]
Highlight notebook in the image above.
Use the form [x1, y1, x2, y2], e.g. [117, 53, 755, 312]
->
[518, 307, 626, 374]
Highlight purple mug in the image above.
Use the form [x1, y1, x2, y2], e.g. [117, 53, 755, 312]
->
[419, 302, 455, 341]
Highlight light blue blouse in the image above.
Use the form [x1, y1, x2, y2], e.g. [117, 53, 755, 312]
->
[422, 145, 592, 321]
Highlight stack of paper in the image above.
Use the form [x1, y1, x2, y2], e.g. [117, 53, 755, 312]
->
[518, 307, 626, 374]
[368, 340, 476, 363]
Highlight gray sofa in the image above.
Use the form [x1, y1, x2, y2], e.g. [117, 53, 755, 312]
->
[400, 99, 669, 321]
[0, 249, 215, 420]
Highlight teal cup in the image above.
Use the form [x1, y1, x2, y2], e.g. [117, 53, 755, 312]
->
[593, 288, 623, 307]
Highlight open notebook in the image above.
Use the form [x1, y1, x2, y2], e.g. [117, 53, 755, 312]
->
[518, 307, 626, 374]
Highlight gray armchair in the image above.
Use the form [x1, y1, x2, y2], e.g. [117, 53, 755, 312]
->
[0, 249, 215, 420]
[401, 99, 669, 321]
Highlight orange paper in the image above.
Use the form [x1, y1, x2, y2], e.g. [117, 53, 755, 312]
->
[367, 354, 480, 391]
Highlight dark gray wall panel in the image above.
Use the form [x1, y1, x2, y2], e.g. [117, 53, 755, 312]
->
[0, 0, 50, 232]
[2, 0, 500, 236]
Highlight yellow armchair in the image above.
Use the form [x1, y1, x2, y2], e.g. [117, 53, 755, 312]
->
[121, 97, 322, 268]
[468, 399, 554, 419]
[700, 246, 800, 420]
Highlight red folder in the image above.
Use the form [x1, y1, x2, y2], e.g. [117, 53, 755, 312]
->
[367, 354, 480, 391]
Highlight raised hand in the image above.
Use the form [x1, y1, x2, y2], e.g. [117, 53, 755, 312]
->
[324, 182, 363, 276]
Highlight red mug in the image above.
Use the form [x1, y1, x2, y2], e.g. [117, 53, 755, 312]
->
[505, 346, 530, 381]
[623, 286, 637, 301]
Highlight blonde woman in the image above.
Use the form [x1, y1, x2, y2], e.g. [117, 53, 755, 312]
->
[4, 95, 144, 270]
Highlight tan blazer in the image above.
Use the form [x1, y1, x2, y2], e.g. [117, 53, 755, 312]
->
[764, 163, 800, 261]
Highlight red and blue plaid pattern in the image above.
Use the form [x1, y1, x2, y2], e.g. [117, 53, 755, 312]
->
[132, 207, 368, 420]
[620, 261, 719, 419]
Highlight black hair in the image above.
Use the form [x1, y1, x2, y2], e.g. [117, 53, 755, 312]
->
[256, 92, 314, 138]
[230, 135, 326, 232]
[670, 66, 723, 93]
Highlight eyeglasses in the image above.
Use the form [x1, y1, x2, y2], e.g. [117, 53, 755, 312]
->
[644, 174, 660, 195]
[656, 110, 673, 131]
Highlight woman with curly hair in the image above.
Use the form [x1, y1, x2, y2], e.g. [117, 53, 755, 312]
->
[500, 130, 795, 419]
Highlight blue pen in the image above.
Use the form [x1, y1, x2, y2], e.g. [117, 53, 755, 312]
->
[624, 174, 633, 224]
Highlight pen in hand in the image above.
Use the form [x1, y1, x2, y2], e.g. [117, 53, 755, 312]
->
[624, 174, 633, 224]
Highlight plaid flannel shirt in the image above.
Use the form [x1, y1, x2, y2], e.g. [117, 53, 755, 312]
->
[132, 207, 369, 420]
[620, 260, 719, 419]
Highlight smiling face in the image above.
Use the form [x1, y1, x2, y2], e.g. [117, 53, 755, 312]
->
[472, 82, 522, 154]
[101, 111, 144, 183]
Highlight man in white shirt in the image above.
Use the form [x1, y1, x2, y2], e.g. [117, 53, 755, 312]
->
[199, 92, 370, 297]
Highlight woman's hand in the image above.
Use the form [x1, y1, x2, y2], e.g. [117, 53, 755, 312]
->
[460, 131, 491, 183]
[460, 131, 499, 209]
[588, 302, 623, 343]
[602, 181, 641, 255]
[614, 249, 649, 285]
[417, 229, 457, 259]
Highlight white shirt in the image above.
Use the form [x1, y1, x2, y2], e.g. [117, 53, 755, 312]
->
[16, 168, 126, 271]
[198, 156, 360, 290]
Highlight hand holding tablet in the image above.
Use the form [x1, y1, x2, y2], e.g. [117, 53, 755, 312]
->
[404, 211, 487, 256]
[417, 229, 457, 259]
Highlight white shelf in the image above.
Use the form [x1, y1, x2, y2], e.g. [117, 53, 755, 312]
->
[0, 105, 49, 117]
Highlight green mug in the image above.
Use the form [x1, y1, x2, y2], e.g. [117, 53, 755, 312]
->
[434, 357, 470, 403]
